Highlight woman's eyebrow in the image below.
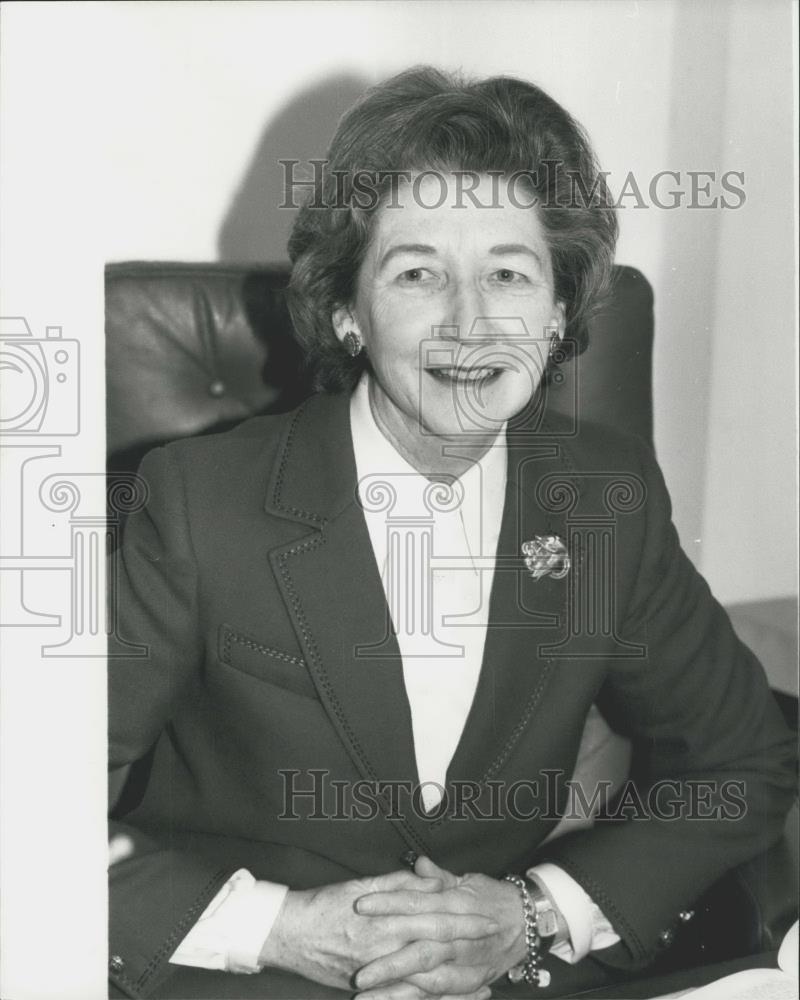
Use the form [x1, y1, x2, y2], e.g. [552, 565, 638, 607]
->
[378, 243, 438, 271]
[489, 244, 544, 267]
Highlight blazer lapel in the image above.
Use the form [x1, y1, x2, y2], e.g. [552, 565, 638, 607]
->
[265, 393, 426, 851]
[445, 436, 573, 790]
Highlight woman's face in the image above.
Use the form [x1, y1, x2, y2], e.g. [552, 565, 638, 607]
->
[334, 172, 565, 465]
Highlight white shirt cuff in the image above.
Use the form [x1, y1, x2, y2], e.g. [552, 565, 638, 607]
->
[169, 869, 289, 973]
[527, 862, 620, 964]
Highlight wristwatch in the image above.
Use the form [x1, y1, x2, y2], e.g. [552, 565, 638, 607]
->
[523, 876, 559, 953]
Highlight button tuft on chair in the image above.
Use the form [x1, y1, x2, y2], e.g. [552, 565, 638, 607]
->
[109, 955, 126, 974]
[208, 379, 226, 397]
[678, 909, 694, 923]
[658, 928, 674, 947]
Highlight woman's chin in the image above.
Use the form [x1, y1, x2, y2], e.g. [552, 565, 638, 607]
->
[418, 403, 516, 441]
[419, 372, 532, 438]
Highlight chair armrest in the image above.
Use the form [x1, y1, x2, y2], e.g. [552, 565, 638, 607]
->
[649, 686, 798, 971]
[731, 800, 799, 951]
[645, 802, 798, 974]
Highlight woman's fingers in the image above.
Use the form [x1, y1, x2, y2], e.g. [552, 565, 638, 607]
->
[357, 926, 493, 990]
[354, 984, 424, 1000]
[356, 939, 492, 996]
[367, 870, 444, 894]
[401, 912, 497, 943]
[356, 940, 452, 989]
[357, 986, 491, 1000]
[356, 858, 462, 916]
[357, 888, 470, 917]
[356, 982, 491, 1000]
[414, 855, 459, 888]
[405, 966, 493, 998]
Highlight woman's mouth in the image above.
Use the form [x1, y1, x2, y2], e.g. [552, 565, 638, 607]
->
[426, 367, 504, 385]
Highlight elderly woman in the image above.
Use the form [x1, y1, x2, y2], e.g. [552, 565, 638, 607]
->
[108, 68, 794, 1000]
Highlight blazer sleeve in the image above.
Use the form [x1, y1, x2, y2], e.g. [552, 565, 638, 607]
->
[538, 433, 797, 970]
[108, 445, 238, 999]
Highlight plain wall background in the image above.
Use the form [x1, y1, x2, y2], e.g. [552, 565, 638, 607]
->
[3, 0, 796, 603]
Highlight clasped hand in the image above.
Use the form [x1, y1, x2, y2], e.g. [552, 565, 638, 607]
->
[262, 857, 526, 1000]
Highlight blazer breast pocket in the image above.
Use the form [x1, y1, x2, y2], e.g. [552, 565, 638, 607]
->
[217, 624, 319, 700]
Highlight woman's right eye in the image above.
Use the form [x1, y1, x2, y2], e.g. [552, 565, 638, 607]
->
[397, 267, 435, 284]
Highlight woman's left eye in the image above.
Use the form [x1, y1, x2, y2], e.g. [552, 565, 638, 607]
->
[492, 268, 528, 285]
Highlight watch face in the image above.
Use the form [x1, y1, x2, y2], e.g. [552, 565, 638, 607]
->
[537, 909, 559, 939]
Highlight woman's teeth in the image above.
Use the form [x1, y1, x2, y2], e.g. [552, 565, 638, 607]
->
[429, 367, 501, 383]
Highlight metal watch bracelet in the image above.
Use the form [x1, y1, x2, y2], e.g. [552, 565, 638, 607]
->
[524, 875, 560, 950]
[502, 874, 551, 988]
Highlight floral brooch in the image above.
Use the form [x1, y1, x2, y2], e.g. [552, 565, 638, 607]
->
[521, 535, 571, 581]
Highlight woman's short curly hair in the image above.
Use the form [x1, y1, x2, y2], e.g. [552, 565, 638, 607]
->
[287, 66, 618, 393]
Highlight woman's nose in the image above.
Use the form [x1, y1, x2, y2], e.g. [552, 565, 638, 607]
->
[445, 282, 489, 340]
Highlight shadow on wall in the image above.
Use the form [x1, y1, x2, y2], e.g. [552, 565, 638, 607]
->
[217, 73, 371, 265]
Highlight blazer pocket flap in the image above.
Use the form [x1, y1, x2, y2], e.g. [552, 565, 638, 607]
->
[218, 625, 318, 700]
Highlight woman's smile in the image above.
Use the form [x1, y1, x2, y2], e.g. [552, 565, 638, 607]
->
[425, 364, 506, 385]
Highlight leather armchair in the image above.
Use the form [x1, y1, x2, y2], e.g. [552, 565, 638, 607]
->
[106, 260, 797, 970]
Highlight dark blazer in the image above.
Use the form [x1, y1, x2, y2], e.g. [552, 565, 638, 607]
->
[108, 390, 795, 999]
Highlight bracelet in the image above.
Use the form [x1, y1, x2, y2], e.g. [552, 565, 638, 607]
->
[502, 874, 551, 988]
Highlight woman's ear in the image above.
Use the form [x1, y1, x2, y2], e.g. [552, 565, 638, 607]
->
[331, 305, 362, 344]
